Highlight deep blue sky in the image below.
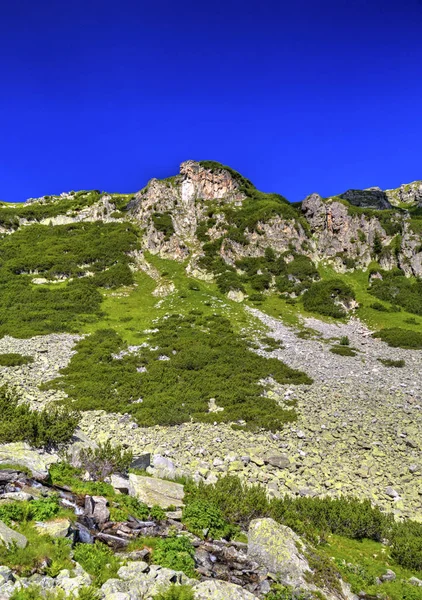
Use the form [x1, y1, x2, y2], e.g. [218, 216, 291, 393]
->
[1, 0, 422, 203]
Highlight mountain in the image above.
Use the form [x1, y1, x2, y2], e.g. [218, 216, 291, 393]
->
[0, 161, 422, 600]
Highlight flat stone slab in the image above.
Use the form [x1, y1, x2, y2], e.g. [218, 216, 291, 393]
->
[128, 473, 184, 508]
[0, 442, 58, 480]
[193, 580, 258, 599]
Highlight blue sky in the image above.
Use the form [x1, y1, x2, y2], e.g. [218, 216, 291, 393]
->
[1, 0, 421, 203]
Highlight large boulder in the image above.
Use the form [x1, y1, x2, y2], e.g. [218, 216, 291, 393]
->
[0, 520, 27, 548]
[84, 495, 110, 525]
[35, 518, 71, 538]
[128, 474, 184, 508]
[193, 580, 258, 599]
[247, 518, 310, 587]
[0, 442, 58, 480]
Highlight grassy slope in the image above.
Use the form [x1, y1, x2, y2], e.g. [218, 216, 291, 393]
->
[82, 253, 264, 345]
[323, 535, 422, 600]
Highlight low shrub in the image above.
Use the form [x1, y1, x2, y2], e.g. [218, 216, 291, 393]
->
[152, 586, 195, 600]
[0, 495, 60, 525]
[377, 358, 405, 368]
[46, 315, 311, 431]
[370, 302, 389, 312]
[0, 353, 34, 366]
[0, 386, 80, 450]
[73, 542, 121, 586]
[303, 280, 355, 318]
[78, 440, 133, 481]
[0, 528, 72, 577]
[330, 346, 357, 357]
[182, 500, 239, 540]
[339, 336, 350, 346]
[373, 328, 422, 348]
[153, 535, 197, 579]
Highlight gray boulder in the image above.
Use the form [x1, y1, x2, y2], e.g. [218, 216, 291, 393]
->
[0, 442, 58, 480]
[247, 518, 309, 587]
[0, 520, 27, 548]
[84, 495, 110, 525]
[193, 580, 258, 599]
[128, 474, 184, 508]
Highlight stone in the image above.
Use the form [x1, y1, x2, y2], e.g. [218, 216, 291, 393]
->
[247, 518, 310, 588]
[128, 474, 184, 508]
[35, 518, 71, 538]
[0, 443, 58, 480]
[193, 579, 258, 599]
[0, 520, 27, 548]
[84, 495, 110, 524]
[380, 569, 396, 582]
[152, 455, 176, 478]
[111, 474, 131, 494]
[266, 455, 290, 469]
[409, 577, 422, 586]
[130, 453, 151, 471]
[385, 486, 400, 499]
[117, 561, 149, 580]
[1, 491, 33, 502]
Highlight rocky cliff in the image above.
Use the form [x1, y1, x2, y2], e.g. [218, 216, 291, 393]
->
[124, 161, 422, 277]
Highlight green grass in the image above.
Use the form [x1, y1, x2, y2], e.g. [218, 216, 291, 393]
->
[322, 535, 422, 600]
[0, 353, 34, 366]
[329, 345, 358, 357]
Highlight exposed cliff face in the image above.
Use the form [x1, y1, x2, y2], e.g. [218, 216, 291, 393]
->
[3, 160, 422, 279]
[127, 161, 422, 277]
[386, 180, 422, 207]
[129, 160, 246, 260]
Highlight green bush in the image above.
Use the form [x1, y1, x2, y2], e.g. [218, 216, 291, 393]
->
[370, 271, 422, 316]
[182, 500, 239, 540]
[0, 353, 34, 366]
[0, 495, 60, 525]
[339, 336, 350, 346]
[0, 528, 72, 577]
[377, 358, 405, 368]
[0, 386, 80, 449]
[303, 279, 355, 318]
[153, 586, 195, 600]
[46, 314, 311, 431]
[73, 542, 121, 586]
[391, 520, 422, 571]
[79, 440, 133, 481]
[152, 212, 175, 240]
[370, 302, 389, 312]
[373, 328, 422, 349]
[330, 346, 357, 357]
[153, 535, 197, 579]
[184, 475, 269, 527]
[0, 222, 139, 337]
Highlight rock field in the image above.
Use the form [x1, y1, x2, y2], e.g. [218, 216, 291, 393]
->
[1, 311, 421, 520]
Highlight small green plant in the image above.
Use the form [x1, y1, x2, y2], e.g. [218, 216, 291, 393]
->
[152, 585, 195, 600]
[78, 440, 133, 481]
[339, 336, 350, 346]
[182, 500, 239, 540]
[73, 542, 121, 586]
[0, 386, 80, 450]
[330, 346, 357, 357]
[373, 328, 422, 349]
[153, 535, 197, 578]
[0, 353, 34, 366]
[377, 358, 405, 368]
[0, 529, 72, 576]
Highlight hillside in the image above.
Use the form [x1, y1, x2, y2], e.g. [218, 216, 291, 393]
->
[0, 161, 422, 600]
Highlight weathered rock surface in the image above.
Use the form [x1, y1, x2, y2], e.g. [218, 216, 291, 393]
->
[248, 519, 309, 586]
[0, 443, 58, 480]
[34, 518, 71, 538]
[0, 521, 27, 548]
[193, 579, 259, 599]
[128, 474, 185, 508]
